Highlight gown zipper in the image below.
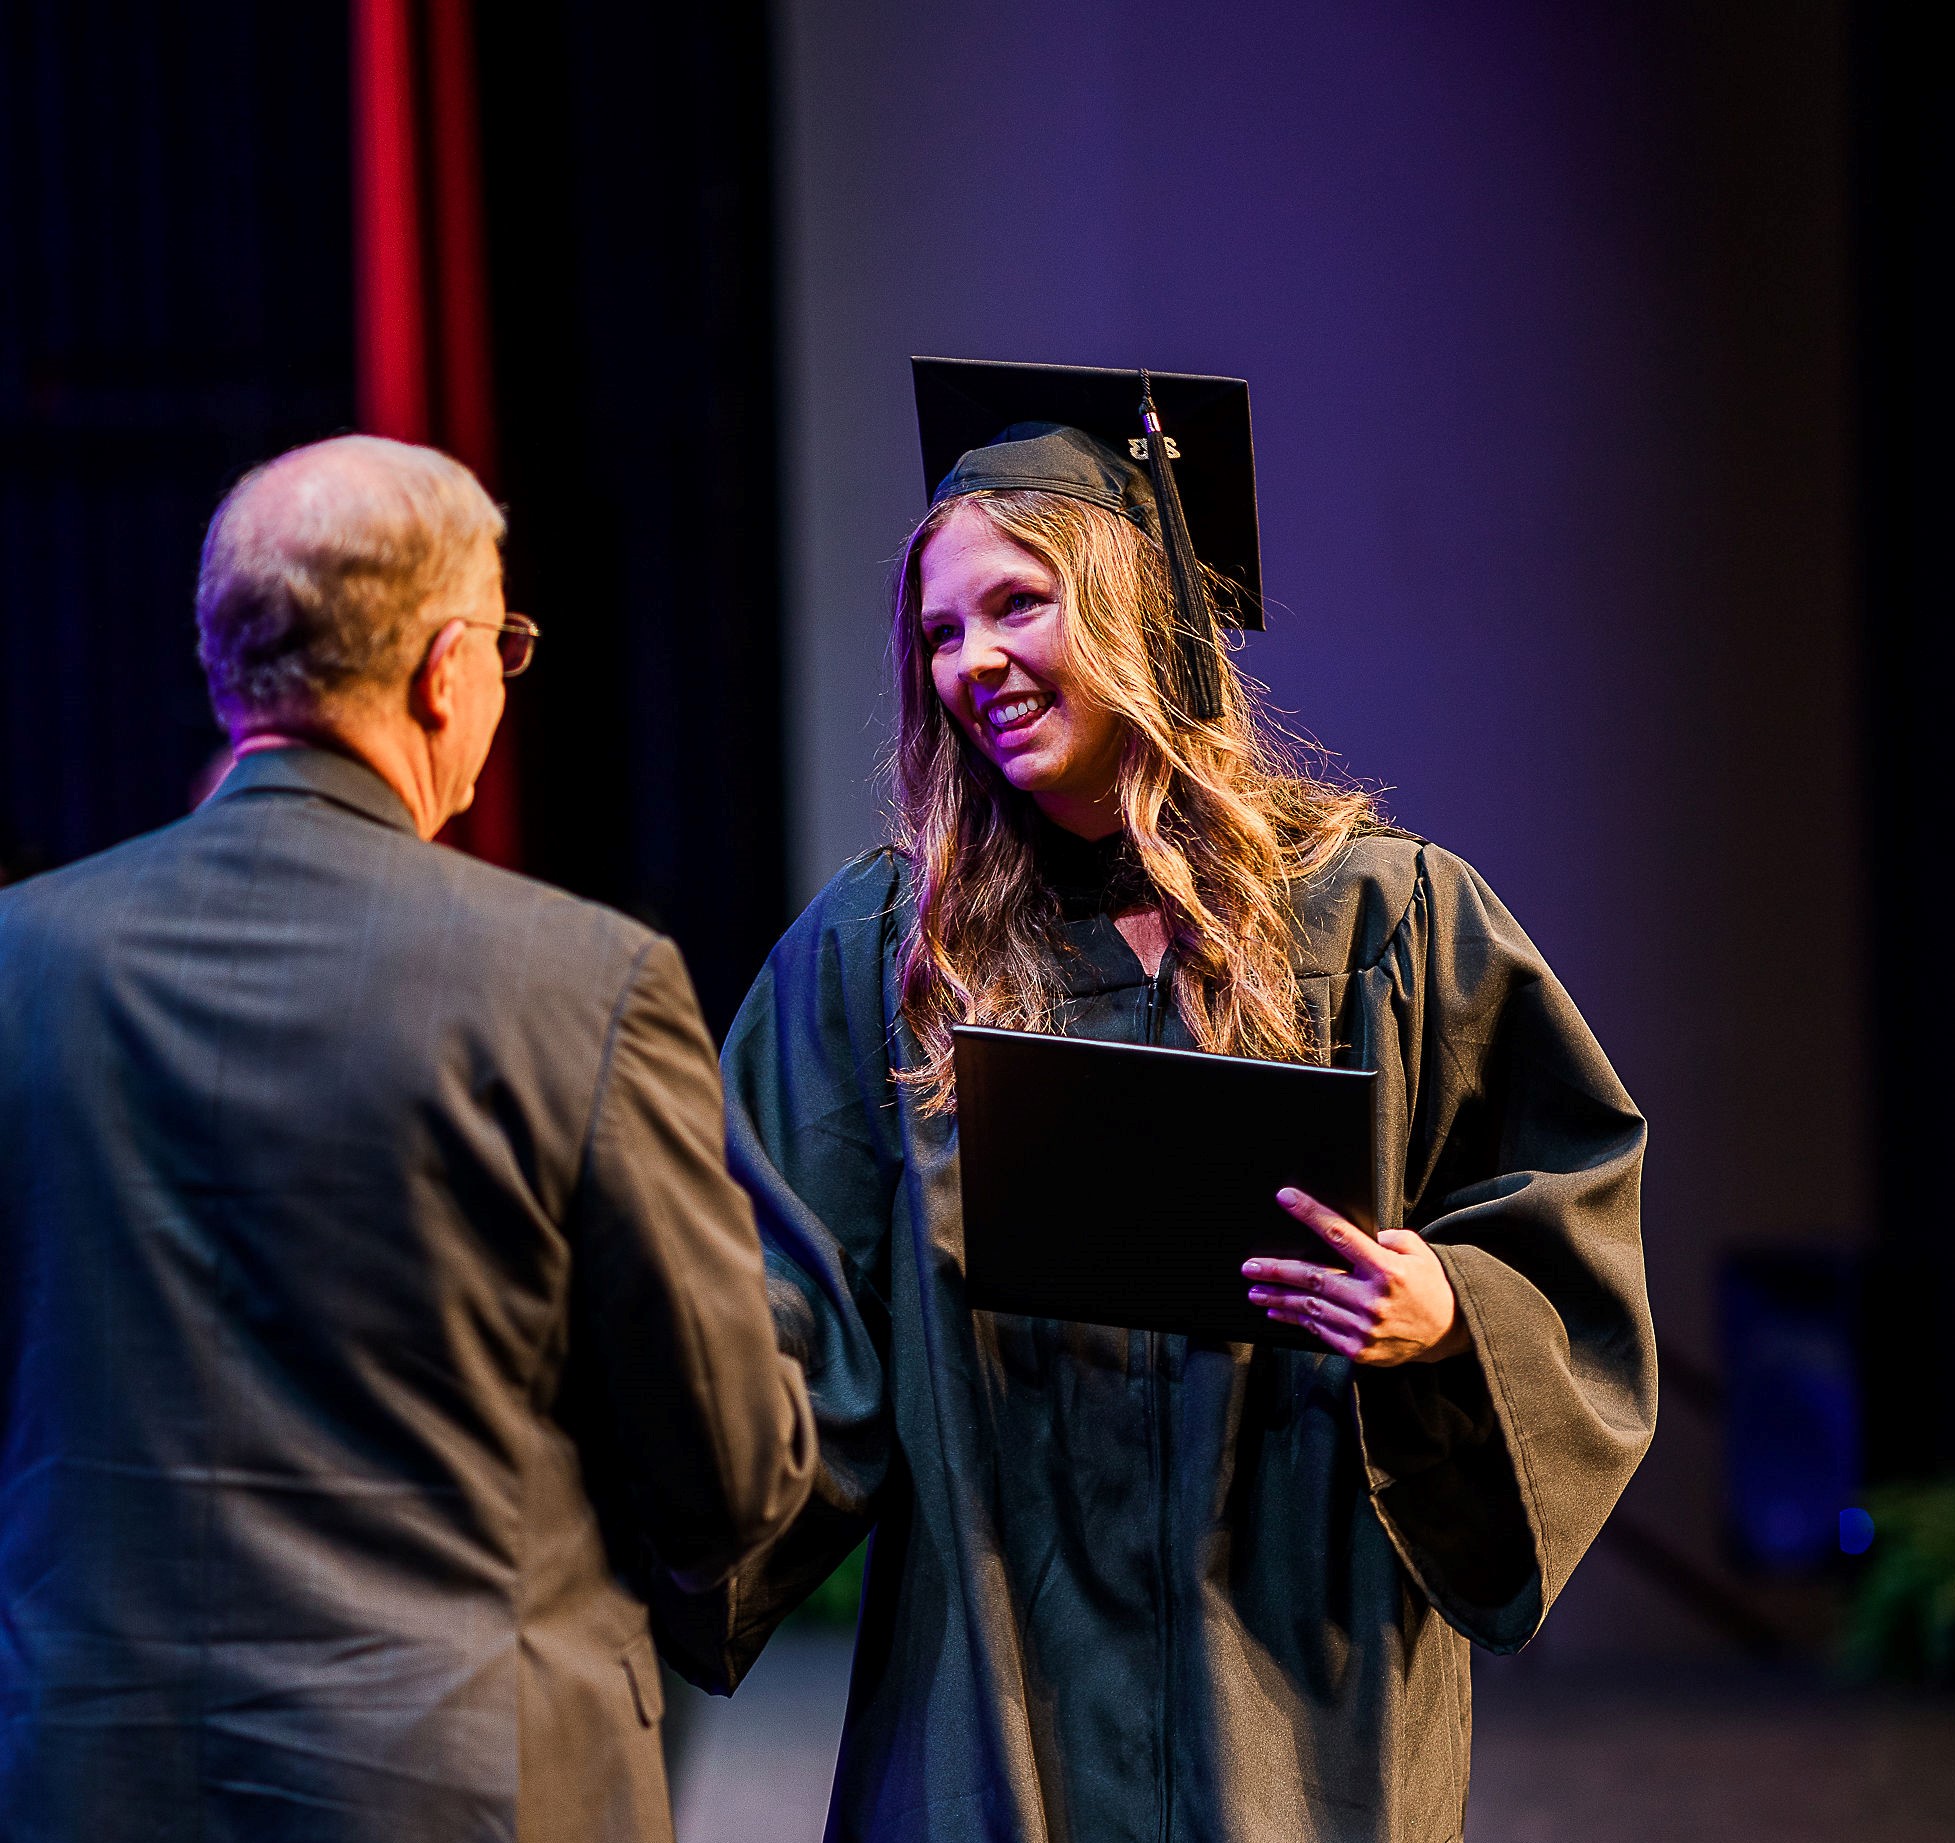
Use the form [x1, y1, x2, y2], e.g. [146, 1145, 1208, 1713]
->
[1144, 954, 1169, 1047]
[1145, 950, 1173, 1836]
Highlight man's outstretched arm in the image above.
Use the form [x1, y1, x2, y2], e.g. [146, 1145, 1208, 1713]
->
[570, 936, 815, 1591]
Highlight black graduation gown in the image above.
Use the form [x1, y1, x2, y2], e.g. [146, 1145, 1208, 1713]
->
[656, 826, 1654, 1843]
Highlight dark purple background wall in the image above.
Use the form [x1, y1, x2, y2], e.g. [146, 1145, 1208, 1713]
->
[775, 0, 1865, 1651]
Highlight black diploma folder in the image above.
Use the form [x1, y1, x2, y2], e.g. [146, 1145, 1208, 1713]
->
[954, 1025, 1378, 1349]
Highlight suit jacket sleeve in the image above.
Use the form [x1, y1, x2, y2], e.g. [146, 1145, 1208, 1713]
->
[650, 854, 906, 1692]
[568, 934, 816, 1594]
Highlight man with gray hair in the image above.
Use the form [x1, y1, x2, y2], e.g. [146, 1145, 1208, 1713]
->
[0, 435, 814, 1842]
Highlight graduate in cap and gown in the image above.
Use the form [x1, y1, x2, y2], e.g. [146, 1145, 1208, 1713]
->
[655, 359, 1656, 1841]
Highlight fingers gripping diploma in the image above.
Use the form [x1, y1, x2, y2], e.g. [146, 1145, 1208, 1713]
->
[1243, 1188, 1472, 1366]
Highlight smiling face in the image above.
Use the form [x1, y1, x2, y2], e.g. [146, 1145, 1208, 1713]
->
[918, 501, 1129, 838]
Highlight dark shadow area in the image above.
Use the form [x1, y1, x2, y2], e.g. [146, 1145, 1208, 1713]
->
[1853, 0, 1955, 1479]
[0, 1, 355, 878]
[475, 0, 787, 1039]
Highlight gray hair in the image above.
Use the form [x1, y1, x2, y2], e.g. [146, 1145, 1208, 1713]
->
[196, 434, 506, 728]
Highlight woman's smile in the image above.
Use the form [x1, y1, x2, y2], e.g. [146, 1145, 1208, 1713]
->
[980, 690, 1054, 736]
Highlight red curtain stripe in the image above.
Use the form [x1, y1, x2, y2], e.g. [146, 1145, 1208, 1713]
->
[350, 0, 521, 869]
[351, 0, 427, 443]
[425, 0, 498, 487]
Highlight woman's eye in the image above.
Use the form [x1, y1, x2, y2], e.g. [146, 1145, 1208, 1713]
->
[925, 623, 958, 650]
[1004, 591, 1043, 615]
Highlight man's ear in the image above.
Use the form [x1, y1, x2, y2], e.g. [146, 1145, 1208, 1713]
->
[410, 618, 467, 731]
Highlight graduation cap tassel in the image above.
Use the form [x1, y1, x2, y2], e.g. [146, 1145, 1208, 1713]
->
[1136, 371, 1225, 723]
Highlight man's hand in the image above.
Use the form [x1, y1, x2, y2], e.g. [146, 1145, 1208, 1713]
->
[1243, 1187, 1470, 1366]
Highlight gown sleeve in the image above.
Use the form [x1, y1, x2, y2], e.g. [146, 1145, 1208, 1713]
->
[648, 853, 907, 1692]
[1351, 842, 1656, 1654]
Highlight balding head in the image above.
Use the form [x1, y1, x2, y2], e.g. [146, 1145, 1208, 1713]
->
[196, 435, 505, 733]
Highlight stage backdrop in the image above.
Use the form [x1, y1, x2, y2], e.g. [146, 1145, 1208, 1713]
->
[0, 5, 354, 875]
[0, 0, 786, 1045]
[773, 0, 1868, 1654]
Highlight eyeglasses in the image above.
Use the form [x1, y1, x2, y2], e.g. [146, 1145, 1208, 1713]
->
[460, 614, 541, 678]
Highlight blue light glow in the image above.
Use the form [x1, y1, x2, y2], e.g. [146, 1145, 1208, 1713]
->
[1839, 1507, 1875, 1555]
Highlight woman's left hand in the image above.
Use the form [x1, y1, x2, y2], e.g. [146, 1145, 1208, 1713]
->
[1243, 1188, 1472, 1366]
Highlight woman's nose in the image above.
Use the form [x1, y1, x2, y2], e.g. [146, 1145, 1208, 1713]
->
[961, 631, 1010, 681]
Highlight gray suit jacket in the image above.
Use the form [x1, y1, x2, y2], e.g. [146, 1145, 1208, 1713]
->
[0, 746, 814, 1842]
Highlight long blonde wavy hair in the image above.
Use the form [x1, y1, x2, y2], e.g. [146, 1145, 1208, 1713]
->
[890, 488, 1375, 1113]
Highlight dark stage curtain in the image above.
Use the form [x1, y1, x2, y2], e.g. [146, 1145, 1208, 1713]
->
[475, 0, 788, 1038]
[1, 1, 789, 1038]
[0, 2, 355, 880]
[1853, 0, 1955, 1473]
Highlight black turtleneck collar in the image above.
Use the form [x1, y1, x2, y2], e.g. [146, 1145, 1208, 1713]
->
[1027, 807, 1152, 921]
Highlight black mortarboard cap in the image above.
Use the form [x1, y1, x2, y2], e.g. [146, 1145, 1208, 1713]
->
[912, 357, 1263, 724]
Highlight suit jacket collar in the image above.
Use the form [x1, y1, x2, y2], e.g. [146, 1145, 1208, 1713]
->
[210, 744, 420, 836]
